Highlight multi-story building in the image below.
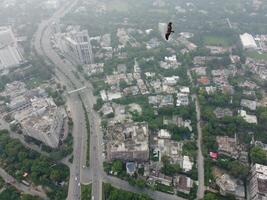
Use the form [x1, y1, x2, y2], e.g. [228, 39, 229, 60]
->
[216, 173, 245, 199]
[248, 164, 267, 200]
[106, 122, 149, 162]
[14, 98, 66, 148]
[1, 81, 27, 98]
[59, 27, 93, 65]
[0, 26, 24, 70]
[158, 23, 167, 38]
[8, 95, 31, 111]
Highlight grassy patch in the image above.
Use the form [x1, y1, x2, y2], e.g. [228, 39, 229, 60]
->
[81, 183, 91, 200]
[203, 35, 231, 47]
[246, 51, 267, 61]
[103, 183, 152, 200]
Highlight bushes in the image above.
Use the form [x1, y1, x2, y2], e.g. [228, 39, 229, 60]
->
[94, 98, 104, 111]
[81, 184, 91, 200]
[160, 156, 182, 176]
[46, 87, 65, 106]
[204, 192, 236, 200]
[155, 182, 174, 194]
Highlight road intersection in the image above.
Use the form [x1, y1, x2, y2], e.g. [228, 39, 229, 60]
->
[33, 1, 189, 199]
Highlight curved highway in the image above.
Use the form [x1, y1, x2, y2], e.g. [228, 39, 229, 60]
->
[33, 1, 186, 200]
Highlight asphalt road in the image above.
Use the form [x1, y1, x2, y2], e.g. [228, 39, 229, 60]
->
[33, 1, 188, 200]
[33, 0, 87, 199]
[105, 176, 186, 200]
[195, 96, 205, 199]
[188, 69, 205, 199]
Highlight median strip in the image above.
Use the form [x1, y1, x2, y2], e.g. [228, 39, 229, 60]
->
[79, 95, 91, 167]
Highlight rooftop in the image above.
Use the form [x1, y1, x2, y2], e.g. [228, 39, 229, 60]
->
[213, 107, 233, 119]
[240, 33, 257, 49]
[0, 27, 23, 70]
[253, 164, 267, 176]
[216, 173, 245, 198]
[241, 99, 257, 111]
[126, 162, 136, 176]
[0, 26, 16, 48]
[0, 46, 24, 70]
[158, 129, 171, 139]
[249, 164, 267, 199]
[2, 81, 26, 98]
[182, 156, 193, 172]
[216, 136, 246, 160]
[239, 110, 258, 124]
[107, 122, 149, 153]
[175, 175, 193, 193]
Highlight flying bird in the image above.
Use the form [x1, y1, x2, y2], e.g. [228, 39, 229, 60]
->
[165, 22, 174, 40]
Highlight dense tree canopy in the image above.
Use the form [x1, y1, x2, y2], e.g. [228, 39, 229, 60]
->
[250, 146, 267, 165]
[161, 156, 182, 176]
[0, 130, 69, 200]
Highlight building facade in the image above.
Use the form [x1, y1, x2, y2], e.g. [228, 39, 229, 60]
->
[59, 28, 93, 65]
[0, 26, 24, 70]
[248, 164, 267, 200]
[15, 98, 66, 148]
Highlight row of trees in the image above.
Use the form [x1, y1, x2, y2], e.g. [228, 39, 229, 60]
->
[103, 183, 152, 200]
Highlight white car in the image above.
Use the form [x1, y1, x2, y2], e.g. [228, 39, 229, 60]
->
[78, 182, 80, 187]
[75, 176, 78, 181]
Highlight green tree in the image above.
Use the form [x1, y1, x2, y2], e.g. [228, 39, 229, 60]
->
[135, 179, 146, 188]
[50, 169, 62, 182]
[250, 146, 267, 165]
[119, 80, 128, 90]
[0, 187, 20, 200]
[94, 98, 104, 111]
[81, 184, 91, 200]
[161, 156, 182, 176]
[259, 111, 267, 124]
[204, 192, 217, 200]
[112, 160, 123, 173]
[228, 160, 248, 179]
